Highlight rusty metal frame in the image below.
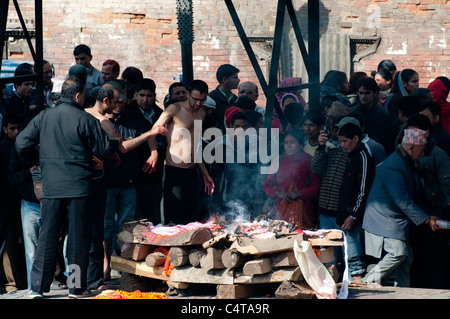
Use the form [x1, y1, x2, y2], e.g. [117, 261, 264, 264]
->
[0, 0, 44, 108]
[224, 0, 320, 129]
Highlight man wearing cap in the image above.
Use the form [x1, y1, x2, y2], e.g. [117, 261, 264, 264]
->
[336, 118, 376, 281]
[361, 127, 439, 287]
[312, 116, 374, 281]
[224, 106, 244, 128]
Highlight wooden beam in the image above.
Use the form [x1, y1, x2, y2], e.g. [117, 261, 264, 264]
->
[111, 256, 170, 281]
[170, 265, 235, 285]
[217, 284, 256, 299]
[234, 267, 302, 284]
[229, 233, 304, 255]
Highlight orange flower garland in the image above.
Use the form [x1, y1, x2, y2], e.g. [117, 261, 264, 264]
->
[94, 289, 168, 299]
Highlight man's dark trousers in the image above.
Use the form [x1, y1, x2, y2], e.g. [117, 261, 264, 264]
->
[30, 197, 93, 294]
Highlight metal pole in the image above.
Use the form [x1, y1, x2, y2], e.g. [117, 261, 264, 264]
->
[264, 0, 286, 130]
[307, 0, 320, 113]
[13, 0, 37, 61]
[0, 0, 10, 66]
[224, 0, 268, 95]
[34, 0, 44, 108]
[176, 0, 194, 84]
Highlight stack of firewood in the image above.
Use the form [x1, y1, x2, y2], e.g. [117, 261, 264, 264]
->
[114, 220, 343, 299]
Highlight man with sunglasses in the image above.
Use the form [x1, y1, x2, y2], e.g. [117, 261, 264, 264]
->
[237, 81, 265, 117]
[148, 80, 215, 225]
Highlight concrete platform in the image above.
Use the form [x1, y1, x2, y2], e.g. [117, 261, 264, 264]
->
[1, 275, 449, 300]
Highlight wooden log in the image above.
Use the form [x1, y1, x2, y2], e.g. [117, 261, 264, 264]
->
[275, 281, 315, 299]
[117, 230, 134, 243]
[110, 256, 170, 281]
[217, 284, 256, 299]
[234, 267, 302, 284]
[229, 233, 304, 255]
[119, 273, 155, 293]
[271, 247, 334, 266]
[133, 225, 213, 246]
[318, 246, 335, 264]
[242, 258, 272, 276]
[272, 251, 298, 267]
[202, 233, 234, 249]
[170, 265, 234, 285]
[168, 247, 190, 267]
[306, 230, 343, 246]
[200, 247, 225, 270]
[145, 252, 167, 267]
[166, 280, 189, 290]
[120, 243, 153, 261]
[221, 249, 247, 269]
[188, 248, 207, 268]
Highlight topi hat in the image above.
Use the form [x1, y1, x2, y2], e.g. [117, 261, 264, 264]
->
[402, 128, 427, 145]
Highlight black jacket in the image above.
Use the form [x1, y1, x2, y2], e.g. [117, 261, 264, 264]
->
[208, 86, 238, 132]
[120, 101, 166, 184]
[337, 144, 376, 226]
[8, 147, 39, 203]
[351, 102, 394, 154]
[15, 98, 118, 198]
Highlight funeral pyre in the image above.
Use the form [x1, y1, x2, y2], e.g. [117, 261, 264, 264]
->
[114, 213, 343, 299]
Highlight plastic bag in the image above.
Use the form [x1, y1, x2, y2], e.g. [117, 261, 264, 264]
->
[293, 239, 337, 299]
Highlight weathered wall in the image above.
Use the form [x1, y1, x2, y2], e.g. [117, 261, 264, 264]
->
[5, 0, 449, 107]
[328, 0, 449, 84]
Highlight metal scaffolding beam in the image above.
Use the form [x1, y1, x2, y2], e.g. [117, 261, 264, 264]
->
[0, 0, 43, 108]
[224, 0, 320, 130]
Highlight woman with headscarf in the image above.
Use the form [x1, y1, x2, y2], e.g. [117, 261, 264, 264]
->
[263, 130, 321, 229]
[272, 77, 307, 130]
[387, 69, 419, 122]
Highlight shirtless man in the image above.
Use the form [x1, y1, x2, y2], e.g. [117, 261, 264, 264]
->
[148, 79, 215, 224]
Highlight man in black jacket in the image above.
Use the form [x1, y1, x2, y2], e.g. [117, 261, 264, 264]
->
[15, 77, 119, 298]
[208, 64, 240, 132]
[336, 118, 376, 281]
[121, 78, 166, 224]
[351, 77, 394, 155]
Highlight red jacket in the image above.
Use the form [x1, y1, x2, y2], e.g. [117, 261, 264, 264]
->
[428, 78, 450, 133]
[263, 152, 321, 226]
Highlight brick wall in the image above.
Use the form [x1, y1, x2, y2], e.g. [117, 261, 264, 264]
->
[5, 0, 449, 107]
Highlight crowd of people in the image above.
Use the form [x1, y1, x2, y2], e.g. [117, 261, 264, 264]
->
[0, 43, 449, 298]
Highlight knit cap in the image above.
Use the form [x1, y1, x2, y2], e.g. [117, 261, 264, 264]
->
[402, 128, 427, 145]
[224, 106, 244, 127]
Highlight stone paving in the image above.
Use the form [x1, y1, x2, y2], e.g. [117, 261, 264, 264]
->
[1, 275, 449, 300]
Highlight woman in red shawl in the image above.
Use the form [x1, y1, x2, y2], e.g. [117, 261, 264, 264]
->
[428, 76, 450, 133]
[263, 130, 321, 229]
